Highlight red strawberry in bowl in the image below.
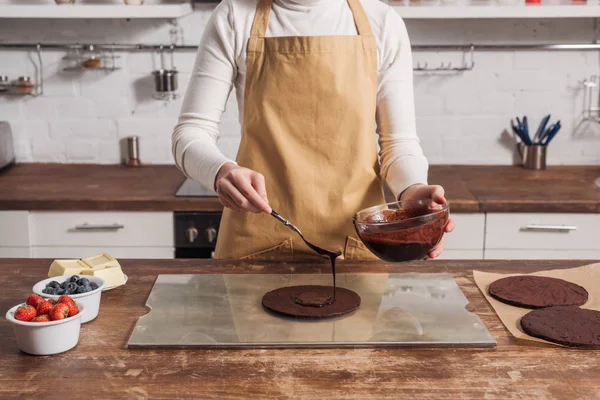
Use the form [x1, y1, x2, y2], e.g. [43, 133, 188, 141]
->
[14, 305, 37, 322]
[49, 303, 69, 321]
[26, 294, 45, 309]
[36, 300, 53, 316]
[58, 295, 79, 317]
[31, 314, 51, 323]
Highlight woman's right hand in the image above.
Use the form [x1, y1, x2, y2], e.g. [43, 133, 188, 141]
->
[215, 162, 272, 214]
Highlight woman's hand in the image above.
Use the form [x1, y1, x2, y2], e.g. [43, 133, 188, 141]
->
[400, 184, 455, 260]
[215, 162, 272, 214]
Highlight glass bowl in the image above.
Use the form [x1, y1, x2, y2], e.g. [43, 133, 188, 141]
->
[353, 200, 449, 262]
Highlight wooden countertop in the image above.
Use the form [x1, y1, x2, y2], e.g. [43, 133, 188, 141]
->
[0, 163, 598, 213]
[1, 259, 599, 399]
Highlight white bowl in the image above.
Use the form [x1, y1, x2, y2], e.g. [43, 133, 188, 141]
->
[6, 302, 84, 355]
[33, 275, 104, 323]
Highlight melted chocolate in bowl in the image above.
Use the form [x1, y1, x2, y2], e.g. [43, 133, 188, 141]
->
[355, 207, 448, 262]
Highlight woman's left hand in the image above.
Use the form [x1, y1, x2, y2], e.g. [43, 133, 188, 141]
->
[400, 184, 455, 260]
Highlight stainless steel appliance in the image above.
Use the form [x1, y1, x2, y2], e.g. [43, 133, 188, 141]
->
[174, 179, 221, 258]
[0, 122, 15, 172]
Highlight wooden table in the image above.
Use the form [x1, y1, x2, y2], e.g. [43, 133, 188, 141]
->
[1, 259, 599, 399]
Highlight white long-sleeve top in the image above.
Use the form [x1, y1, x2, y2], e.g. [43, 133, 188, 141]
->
[172, 0, 428, 199]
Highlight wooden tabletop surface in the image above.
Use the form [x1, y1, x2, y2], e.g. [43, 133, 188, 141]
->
[1, 259, 599, 400]
[0, 163, 598, 212]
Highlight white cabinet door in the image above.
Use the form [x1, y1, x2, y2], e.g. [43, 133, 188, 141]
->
[30, 212, 173, 247]
[0, 211, 30, 247]
[0, 247, 31, 258]
[438, 250, 484, 260]
[485, 250, 600, 260]
[440, 213, 485, 259]
[32, 246, 174, 259]
[486, 213, 600, 251]
[444, 213, 485, 250]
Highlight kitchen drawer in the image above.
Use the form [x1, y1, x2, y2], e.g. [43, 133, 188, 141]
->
[485, 249, 600, 260]
[30, 212, 173, 247]
[443, 213, 485, 250]
[0, 247, 31, 258]
[0, 211, 30, 247]
[486, 213, 600, 250]
[32, 246, 174, 259]
[438, 250, 483, 260]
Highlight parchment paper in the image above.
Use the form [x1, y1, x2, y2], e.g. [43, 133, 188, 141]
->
[473, 263, 600, 346]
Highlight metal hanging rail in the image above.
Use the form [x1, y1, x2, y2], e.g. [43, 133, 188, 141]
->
[1, 42, 600, 51]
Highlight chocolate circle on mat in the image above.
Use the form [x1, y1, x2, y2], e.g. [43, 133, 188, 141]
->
[521, 306, 600, 349]
[262, 286, 361, 319]
[488, 275, 588, 309]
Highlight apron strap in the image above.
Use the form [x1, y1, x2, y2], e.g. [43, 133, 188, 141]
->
[346, 0, 374, 36]
[250, 0, 374, 38]
[250, 0, 272, 38]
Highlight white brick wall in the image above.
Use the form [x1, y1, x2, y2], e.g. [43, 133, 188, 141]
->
[0, 5, 599, 165]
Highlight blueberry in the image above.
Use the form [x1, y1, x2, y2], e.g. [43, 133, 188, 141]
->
[76, 278, 90, 286]
[76, 285, 88, 294]
[47, 281, 60, 289]
[65, 282, 78, 294]
[69, 275, 80, 283]
[56, 288, 66, 295]
[42, 288, 51, 294]
[60, 281, 69, 289]
[90, 282, 99, 290]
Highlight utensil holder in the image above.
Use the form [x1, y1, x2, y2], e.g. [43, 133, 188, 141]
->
[517, 143, 546, 170]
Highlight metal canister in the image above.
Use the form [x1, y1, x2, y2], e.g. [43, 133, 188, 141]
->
[0, 76, 9, 93]
[518, 143, 547, 170]
[164, 69, 178, 93]
[153, 69, 167, 93]
[126, 136, 141, 167]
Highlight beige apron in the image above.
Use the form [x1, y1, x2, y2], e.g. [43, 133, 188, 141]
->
[214, 0, 385, 260]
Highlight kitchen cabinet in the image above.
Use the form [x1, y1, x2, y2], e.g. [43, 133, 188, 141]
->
[0, 247, 31, 258]
[0, 211, 174, 259]
[32, 246, 173, 259]
[2, 209, 598, 260]
[0, 211, 31, 258]
[484, 213, 600, 260]
[30, 211, 173, 247]
[439, 214, 485, 260]
[485, 250, 600, 260]
[29, 211, 174, 259]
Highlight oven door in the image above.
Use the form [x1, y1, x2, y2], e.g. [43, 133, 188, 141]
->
[174, 212, 222, 258]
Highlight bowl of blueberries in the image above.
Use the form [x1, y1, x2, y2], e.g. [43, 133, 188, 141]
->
[32, 275, 105, 323]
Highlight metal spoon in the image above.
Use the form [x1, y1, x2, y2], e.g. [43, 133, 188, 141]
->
[271, 211, 340, 258]
[271, 210, 341, 300]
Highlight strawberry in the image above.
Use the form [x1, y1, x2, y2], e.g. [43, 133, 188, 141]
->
[49, 303, 69, 321]
[58, 294, 75, 307]
[26, 294, 45, 309]
[64, 301, 79, 318]
[57, 295, 79, 317]
[14, 305, 37, 322]
[31, 314, 50, 323]
[36, 300, 53, 315]
[48, 299, 58, 306]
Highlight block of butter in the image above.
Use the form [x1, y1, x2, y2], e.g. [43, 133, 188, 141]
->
[47, 253, 126, 288]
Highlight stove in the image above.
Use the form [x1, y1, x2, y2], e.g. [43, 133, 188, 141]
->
[174, 179, 221, 259]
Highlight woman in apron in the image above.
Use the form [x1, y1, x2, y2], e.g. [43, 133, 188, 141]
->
[173, 0, 455, 260]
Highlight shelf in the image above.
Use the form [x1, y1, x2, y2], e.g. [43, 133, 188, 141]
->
[0, 3, 193, 19]
[393, 4, 600, 19]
